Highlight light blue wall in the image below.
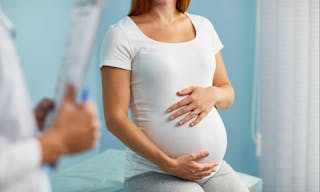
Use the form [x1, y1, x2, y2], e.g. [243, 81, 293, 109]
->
[1, 0, 259, 176]
[1, 0, 101, 169]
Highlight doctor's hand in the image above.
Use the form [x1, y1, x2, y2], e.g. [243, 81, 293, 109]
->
[167, 86, 218, 127]
[38, 85, 100, 164]
[34, 98, 54, 131]
[163, 151, 218, 181]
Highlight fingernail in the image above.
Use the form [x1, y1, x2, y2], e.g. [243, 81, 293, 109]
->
[170, 116, 174, 120]
[179, 121, 183, 125]
[167, 108, 172, 112]
[190, 123, 194, 126]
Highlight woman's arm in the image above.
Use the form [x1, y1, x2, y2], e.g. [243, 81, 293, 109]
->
[211, 52, 235, 109]
[167, 52, 235, 126]
[101, 67, 218, 181]
[101, 67, 171, 167]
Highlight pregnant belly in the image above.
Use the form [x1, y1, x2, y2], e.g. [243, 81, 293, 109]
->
[136, 108, 228, 163]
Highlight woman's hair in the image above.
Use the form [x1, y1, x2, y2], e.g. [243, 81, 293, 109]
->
[129, 0, 191, 16]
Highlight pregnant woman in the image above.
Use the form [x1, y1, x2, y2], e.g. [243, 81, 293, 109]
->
[100, 0, 248, 191]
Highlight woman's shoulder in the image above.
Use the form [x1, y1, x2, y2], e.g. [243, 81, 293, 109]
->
[187, 13, 215, 28]
[107, 16, 132, 33]
[102, 16, 138, 44]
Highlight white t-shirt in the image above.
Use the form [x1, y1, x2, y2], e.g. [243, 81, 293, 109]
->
[100, 13, 227, 179]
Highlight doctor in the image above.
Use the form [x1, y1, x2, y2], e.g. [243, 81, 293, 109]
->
[0, 5, 100, 192]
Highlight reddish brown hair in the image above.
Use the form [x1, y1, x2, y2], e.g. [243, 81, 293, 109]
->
[129, 0, 191, 16]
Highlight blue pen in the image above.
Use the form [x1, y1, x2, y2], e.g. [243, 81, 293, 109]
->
[81, 88, 90, 103]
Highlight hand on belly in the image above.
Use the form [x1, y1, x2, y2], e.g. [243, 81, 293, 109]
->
[139, 107, 228, 181]
[167, 86, 218, 127]
[135, 85, 228, 180]
[160, 151, 219, 181]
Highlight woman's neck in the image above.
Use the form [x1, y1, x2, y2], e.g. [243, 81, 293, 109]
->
[148, 1, 181, 24]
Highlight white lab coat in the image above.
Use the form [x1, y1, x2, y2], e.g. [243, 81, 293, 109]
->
[0, 10, 51, 192]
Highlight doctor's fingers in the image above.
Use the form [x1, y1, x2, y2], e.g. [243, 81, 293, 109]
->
[35, 99, 54, 116]
[63, 84, 77, 103]
[78, 100, 98, 117]
[92, 118, 101, 130]
[90, 117, 101, 133]
[83, 114, 100, 132]
[37, 98, 54, 110]
[86, 121, 100, 145]
[77, 100, 99, 118]
[91, 128, 100, 148]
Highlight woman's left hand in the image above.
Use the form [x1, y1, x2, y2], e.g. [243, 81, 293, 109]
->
[167, 86, 218, 127]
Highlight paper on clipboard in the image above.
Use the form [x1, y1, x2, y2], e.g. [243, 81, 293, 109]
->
[44, 0, 105, 130]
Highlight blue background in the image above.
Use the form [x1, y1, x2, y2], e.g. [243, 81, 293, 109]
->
[1, 0, 259, 176]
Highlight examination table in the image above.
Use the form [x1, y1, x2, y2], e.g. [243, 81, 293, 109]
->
[50, 149, 263, 192]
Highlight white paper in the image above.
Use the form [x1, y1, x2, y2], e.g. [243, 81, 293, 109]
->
[45, 0, 105, 130]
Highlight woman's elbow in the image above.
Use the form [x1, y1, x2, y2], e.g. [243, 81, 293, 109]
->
[104, 113, 126, 132]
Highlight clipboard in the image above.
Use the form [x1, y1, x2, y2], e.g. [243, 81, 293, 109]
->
[44, 0, 105, 130]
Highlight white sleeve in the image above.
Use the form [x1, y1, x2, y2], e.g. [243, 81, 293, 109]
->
[0, 31, 42, 186]
[100, 25, 133, 70]
[0, 138, 42, 186]
[206, 19, 224, 55]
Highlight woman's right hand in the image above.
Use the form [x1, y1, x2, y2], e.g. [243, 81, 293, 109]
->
[163, 151, 218, 181]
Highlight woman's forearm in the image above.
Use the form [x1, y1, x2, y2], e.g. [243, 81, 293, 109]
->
[209, 84, 235, 109]
[105, 115, 174, 170]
